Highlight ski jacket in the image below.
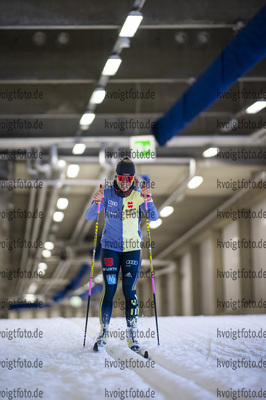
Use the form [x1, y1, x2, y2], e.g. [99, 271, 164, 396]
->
[85, 185, 159, 252]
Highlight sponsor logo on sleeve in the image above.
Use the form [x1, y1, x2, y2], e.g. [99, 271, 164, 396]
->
[108, 200, 118, 207]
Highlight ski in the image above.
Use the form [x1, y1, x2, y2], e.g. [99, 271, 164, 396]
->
[131, 347, 149, 359]
[93, 343, 149, 359]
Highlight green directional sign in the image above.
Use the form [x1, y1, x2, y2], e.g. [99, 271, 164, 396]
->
[130, 135, 156, 162]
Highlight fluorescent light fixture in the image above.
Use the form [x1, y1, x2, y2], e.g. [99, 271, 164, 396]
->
[25, 294, 36, 302]
[67, 164, 80, 178]
[102, 55, 122, 76]
[79, 112, 95, 126]
[119, 11, 143, 38]
[42, 249, 51, 258]
[38, 262, 47, 270]
[245, 101, 266, 114]
[90, 88, 106, 104]
[187, 176, 203, 189]
[160, 206, 174, 218]
[70, 296, 82, 308]
[28, 283, 38, 294]
[203, 147, 219, 158]
[72, 143, 86, 155]
[58, 159, 66, 168]
[53, 211, 64, 222]
[38, 263, 47, 274]
[149, 218, 162, 229]
[44, 241, 54, 251]
[220, 119, 238, 132]
[57, 198, 69, 210]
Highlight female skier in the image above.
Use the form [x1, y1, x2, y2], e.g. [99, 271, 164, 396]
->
[85, 156, 159, 351]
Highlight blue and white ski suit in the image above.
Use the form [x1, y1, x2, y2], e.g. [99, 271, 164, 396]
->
[85, 184, 159, 327]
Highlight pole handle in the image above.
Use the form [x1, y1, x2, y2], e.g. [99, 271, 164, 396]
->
[96, 184, 103, 210]
[142, 181, 148, 210]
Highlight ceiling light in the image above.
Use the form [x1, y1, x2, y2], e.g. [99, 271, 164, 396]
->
[160, 206, 174, 218]
[42, 249, 51, 258]
[72, 143, 86, 155]
[67, 164, 80, 178]
[44, 241, 54, 251]
[58, 159, 66, 168]
[203, 147, 219, 158]
[187, 176, 203, 189]
[53, 211, 64, 222]
[233, 21, 245, 32]
[57, 198, 69, 210]
[79, 112, 95, 126]
[38, 263, 47, 274]
[32, 31, 46, 46]
[102, 55, 122, 76]
[38, 262, 47, 270]
[70, 296, 82, 308]
[99, 148, 107, 166]
[174, 31, 188, 45]
[197, 31, 210, 44]
[149, 218, 162, 229]
[25, 294, 36, 302]
[119, 11, 143, 38]
[245, 101, 266, 114]
[57, 32, 70, 45]
[28, 283, 38, 294]
[90, 88, 106, 104]
[220, 119, 238, 133]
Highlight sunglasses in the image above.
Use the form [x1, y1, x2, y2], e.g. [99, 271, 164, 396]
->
[117, 175, 134, 182]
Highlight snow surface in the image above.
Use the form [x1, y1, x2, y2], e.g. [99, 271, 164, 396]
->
[0, 315, 266, 400]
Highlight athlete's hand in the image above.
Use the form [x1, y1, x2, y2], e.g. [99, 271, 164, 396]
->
[93, 190, 104, 203]
[141, 184, 152, 199]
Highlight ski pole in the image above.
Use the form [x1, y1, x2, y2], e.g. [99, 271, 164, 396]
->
[83, 184, 103, 348]
[142, 182, 160, 346]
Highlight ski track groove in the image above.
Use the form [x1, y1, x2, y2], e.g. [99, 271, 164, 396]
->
[75, 320, 167, 399]
[108, 343, 216, 400]
[148, 349, 217, 400]
[74, 319, 181, 399]
[75, 319, 216, 400]
[106, 344, 174, 400]
[71, 320, 168, 399]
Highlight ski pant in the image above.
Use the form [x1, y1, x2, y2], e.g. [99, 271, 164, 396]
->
[99, 248, 141, 327]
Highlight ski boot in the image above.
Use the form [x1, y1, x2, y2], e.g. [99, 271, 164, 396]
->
[127, 325, 140, 352]
[93, 324, 109, 352]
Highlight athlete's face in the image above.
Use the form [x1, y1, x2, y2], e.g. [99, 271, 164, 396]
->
[116, 176, 134, 191]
